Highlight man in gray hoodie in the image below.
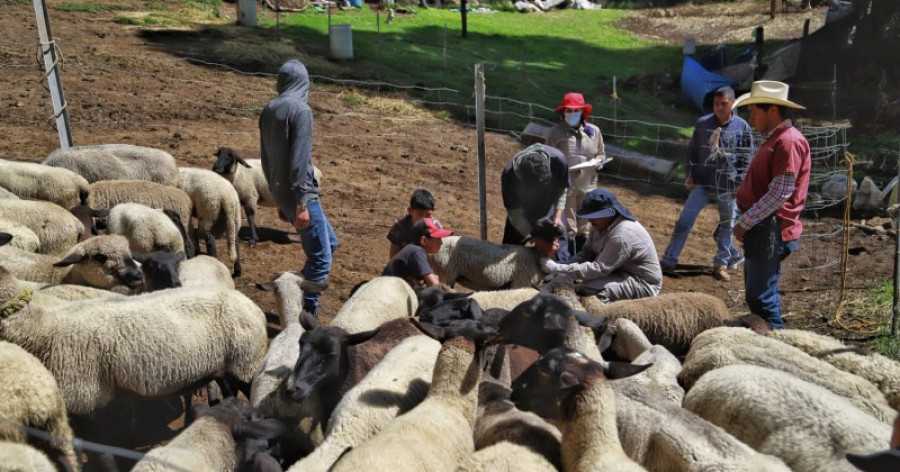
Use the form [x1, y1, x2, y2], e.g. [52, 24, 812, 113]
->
[260, 59, 338, 317]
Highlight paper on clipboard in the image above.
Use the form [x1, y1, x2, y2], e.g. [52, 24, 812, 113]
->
[569, 156, 613, 172]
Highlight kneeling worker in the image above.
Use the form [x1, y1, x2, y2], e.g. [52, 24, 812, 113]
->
[541, 188, 662, 302]
[382, 217, 453, 287]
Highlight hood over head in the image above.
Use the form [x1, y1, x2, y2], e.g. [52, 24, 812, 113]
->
[276, 59, 309, 100]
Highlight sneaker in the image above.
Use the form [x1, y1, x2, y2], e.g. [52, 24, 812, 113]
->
[713, 266, 730, 282]
[728, 257, 745, 271]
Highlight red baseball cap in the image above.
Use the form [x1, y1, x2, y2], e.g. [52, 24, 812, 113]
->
[415, 217, 454, 239]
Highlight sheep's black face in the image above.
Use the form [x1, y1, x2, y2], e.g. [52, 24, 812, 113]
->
[287, 328, 343, 402]
[510, 348, 583, 423]
[498, 294, 571, 354]
[137, 251, 183, 291]
[116, 255, 145, 289]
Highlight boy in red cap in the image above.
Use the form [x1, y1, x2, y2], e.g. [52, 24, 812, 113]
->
[382, 218, 453, 287]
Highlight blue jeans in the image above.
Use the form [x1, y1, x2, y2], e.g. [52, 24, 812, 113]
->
[744, 235, 798, 329]
[298, 199, 338, 311]
[662, 185, 741, 268]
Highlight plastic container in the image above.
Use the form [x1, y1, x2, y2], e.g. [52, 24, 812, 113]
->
[329, 24, 354, 60]
[349, 0, 362, 7]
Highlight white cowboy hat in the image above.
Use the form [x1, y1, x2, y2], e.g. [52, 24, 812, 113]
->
[733, 80, 805, 109]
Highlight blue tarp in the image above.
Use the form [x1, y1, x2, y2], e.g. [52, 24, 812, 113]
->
[681, 56, 733, 114]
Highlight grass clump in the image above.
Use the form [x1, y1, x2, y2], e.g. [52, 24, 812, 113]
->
[56, 2, 135, 12]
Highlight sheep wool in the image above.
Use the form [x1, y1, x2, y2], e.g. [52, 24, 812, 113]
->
[431, 236, 546, 291]
[87, 180, 193, 229]
[0, 342, 78, 471]
[681, 327, 897, 423]
[0, 199, 84, 255]
[0, 217, 40, 253]
[0, 158, 89, 209]
[0, 285, 268, 415]
[176, 167, 242, 275]
[330, 337, 481, 472]
[44, 143, 179, 186]
[289, 335, 441, 472]
[331, 276, 417, 333]
[178, 255, 234, 289]
[469, 287, 539, 311]
[0, 442, 57, 472]
[107, 203, 185, 255]
[684, 364, 892, 472]
[457, 442, 558, 472]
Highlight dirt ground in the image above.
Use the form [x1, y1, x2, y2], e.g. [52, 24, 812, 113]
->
[0, 0, 894, 469]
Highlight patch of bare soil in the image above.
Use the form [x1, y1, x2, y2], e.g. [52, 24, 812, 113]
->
[0, 1, 893, 470]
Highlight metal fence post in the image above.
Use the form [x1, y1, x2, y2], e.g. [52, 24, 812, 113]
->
[32, 0, 72, 148]
[475, 63, 487, 240]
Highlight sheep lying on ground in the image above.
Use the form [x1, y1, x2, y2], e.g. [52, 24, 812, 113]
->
[107, 203, 186, 255]
[0, 442, 57, 472]
[211, 146, 322, 246]
[542, 273, 732, 357]
[289, 335, 442, 472]
[684, 364, 892, 472]
[86, 180, 193, 229]
[44, 144, 179, 186]
[331, 276, 417, 332]
[0, 234, 144, 291]
[0, 199, 84, 255]
[511, 348, 649, 472]
[681, 327, 897, 423]
[330, 336, 483, 472]
[0, 158, 90, 209]
[0, 341, 78, 471]
[132, 397, 284, 472]
[0, 218, 39, 253]
[430, 236, 545, 290]
[0, 278, 268, 415]
[177, 167, 243, 275]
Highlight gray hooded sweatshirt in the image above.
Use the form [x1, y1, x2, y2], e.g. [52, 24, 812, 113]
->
[260, 60, 320, 222]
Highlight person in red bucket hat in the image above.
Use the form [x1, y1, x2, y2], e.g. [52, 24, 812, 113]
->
[548, 92, 608, 256]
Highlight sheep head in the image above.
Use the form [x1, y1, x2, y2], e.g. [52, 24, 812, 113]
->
[285, 325, 379, 403]
[510, 347, 650, 422]
[494, 293, 608, 354]
[212, 146, 251, 182]
[53, 234, 144, 291]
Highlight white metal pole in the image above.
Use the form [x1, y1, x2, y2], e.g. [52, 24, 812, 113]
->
[32, 0, 72, 148]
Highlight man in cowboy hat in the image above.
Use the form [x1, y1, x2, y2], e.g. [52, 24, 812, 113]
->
[540, 188, 662, 302]
[732, 80, 811, 329]
[548, 92, 608, 255]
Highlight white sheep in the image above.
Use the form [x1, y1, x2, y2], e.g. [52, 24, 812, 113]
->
[211, 146, 323, 246]
[0, 158, 90, 209]
[681, 327, 897, 423]
[0, 186, 18, 200]
[86, 180, 193, 229]
[0, 279, 268, 415]
[457, 442, 559, 472]
[0, 234, 144, 292]
[469, 287, 539, 311]
[769, 328, 900, 410]
[683, 364, 892, 472]
[178, 255, 234, 289]
[131, 397, 284, 472]
[44, 144, 179, 186]
[0, 199, 84, 255]
[331, 276, 417, 333]
[0, 341, 78, 471]
[430, 236, 545, 291]
[0, 218, 39, 253]
[177, 167, 243, 275]
[330, 337, 482, 472]
[0, 442, 57, 472]
[288, 335, 442, 472]
[107, 202, 186, 255]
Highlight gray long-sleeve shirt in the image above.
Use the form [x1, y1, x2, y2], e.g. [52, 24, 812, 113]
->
[557, 217, 662, 288]
[259, 60, 321, 221]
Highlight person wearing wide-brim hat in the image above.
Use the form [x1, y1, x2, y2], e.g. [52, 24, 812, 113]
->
[540, 188, 662, 302]
[732, 80, 811, 330]
[548, 92, 608, 256]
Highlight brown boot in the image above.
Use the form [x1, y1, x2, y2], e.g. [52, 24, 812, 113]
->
[713, 266, 730, 282]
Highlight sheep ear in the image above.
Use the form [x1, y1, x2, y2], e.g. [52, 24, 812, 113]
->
[235, 419, 287, 441]
[237, 156, 252, 168]
[558, 371, 581, 390]
[0, 233, 11, 247]
[53, 253, 87, 267]
[298, 311, 317, 330]
[603, 362, 652, 380]
[256, 282, 276, 292]
[443, 291, 473, 301]
[466, 298, 484, 319]
[410, 317, 445, 340]
[132, 252, 146, 263]
[346, 328, 379, 346]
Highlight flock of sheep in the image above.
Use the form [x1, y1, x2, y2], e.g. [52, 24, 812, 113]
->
[0, 143, 898, 472]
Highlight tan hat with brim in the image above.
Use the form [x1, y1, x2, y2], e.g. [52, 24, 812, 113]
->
[733, 80, 805, 109]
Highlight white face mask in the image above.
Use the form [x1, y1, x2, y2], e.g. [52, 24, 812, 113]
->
[565, 111, 582, 127]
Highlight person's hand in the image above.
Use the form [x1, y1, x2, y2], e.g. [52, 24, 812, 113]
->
[540, 257, 560, 274]
[733, 224, 746, 244]
[685, 176, 694, 190]
[294, 207, 310, 231]
[277, 207, 289, 223]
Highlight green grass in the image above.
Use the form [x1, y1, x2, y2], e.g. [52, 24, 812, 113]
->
[260, 8, 691, 135]
[56, 2, 136, 12]
[850, 279, 900, 358]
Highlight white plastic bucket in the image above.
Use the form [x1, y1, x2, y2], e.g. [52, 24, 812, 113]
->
[329, 24, 354, 60]
[237, 0, 257, 27]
